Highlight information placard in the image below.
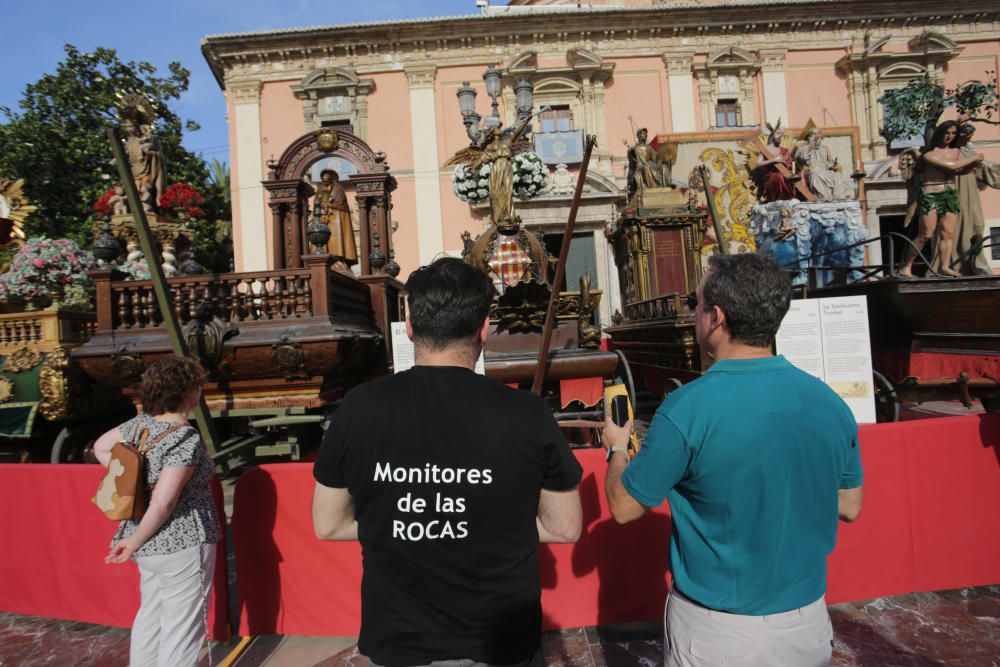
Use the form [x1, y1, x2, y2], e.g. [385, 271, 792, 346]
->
[776, 296, 876, 424]
[390, 322, 485, 375]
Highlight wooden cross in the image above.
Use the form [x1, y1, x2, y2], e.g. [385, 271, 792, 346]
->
[750, 137, 815, 202]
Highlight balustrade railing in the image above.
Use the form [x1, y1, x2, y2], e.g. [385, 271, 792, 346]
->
[623, 293, 682, 322]
[109, 270, 315, 330]
[90, 255, 358, 333]
[0, 308, 97, 351]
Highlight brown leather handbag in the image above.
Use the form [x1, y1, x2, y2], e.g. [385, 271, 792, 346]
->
[93, 423, 185, 521]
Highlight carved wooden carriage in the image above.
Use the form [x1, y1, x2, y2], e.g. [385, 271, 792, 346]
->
[0, 304, 130, 462]
[72, 128, 404, 461]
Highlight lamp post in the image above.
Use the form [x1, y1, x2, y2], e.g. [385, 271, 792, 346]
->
[456, 66, 536, 140]
[514, 77, 534, 125]
[457, 82, 482, 143]
[482, 64, 502, 129]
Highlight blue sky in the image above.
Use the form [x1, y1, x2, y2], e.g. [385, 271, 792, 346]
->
[2, 1, 476, 165]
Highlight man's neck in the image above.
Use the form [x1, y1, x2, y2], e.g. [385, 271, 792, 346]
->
[709, 339, 774, 362]
[414, 344, 479, 371]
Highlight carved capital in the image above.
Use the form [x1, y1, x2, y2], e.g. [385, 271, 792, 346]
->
[662, 52, 694, 76]
[230, 80, 262, 104]
[404, 64, 437, 89]
[759, 49, 788, 72]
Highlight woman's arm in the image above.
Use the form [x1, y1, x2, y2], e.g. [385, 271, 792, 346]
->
[106, 465, 195, 563]
[92, 427, 124, 468]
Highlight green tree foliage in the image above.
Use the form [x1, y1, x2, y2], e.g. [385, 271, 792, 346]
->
[880, 71, 999, 147]
[0, 45, 231, 247]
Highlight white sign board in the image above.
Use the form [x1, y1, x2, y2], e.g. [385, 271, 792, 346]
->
[776, 296, 876, 424]
[390, 322, 485, 375]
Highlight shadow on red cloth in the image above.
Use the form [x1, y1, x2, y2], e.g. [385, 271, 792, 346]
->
[233, 467, 282, 635]
[570, 471, 671, 627]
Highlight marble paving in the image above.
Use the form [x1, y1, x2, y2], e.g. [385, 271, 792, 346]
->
[2, 586, 998, 666]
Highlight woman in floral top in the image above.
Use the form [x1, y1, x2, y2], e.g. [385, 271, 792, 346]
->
[94, 356, 220, 667]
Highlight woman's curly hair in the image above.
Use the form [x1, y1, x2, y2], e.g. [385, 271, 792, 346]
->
[139, 356, 206, 416]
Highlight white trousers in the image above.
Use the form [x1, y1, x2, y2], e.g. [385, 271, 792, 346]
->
[131, 543, 217, 667]
[664, 589, 833, 667]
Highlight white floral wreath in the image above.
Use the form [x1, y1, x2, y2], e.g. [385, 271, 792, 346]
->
[451, 151, 548, 203]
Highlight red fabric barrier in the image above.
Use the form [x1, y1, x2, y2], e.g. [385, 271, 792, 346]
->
[0, 464, 230, 640]
[874, 351, 1000, 382]
[232, 414, 1000, 636]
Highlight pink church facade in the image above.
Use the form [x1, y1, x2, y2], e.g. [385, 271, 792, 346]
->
[203, 0, 1000, 322]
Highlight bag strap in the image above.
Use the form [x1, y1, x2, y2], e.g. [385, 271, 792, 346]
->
[136, 422, 189, 455]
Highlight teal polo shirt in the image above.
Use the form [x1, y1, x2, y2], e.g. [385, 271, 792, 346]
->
[622, 355, 862, 615]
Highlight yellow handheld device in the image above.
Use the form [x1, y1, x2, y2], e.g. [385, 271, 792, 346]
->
[604, 383, 640, 460]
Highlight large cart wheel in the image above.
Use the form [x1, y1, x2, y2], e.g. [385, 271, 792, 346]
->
[50, 427, 95, 464]
[873, 370, 900, 423]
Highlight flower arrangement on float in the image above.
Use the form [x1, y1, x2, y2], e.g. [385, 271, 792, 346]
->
[450, 151, 549, 203]
[510, 152, 548, 198]
[451, 163, 491, 204]
[0, 237, 95, 306]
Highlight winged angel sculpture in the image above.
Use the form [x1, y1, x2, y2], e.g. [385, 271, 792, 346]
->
[444, 114, 534, 232]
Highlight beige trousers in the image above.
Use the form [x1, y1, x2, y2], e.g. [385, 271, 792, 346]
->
[664, 589, 833, 667]
[131, 543, 216, 667]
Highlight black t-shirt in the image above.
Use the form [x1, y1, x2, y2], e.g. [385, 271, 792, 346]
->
[314, 365, 582, 667]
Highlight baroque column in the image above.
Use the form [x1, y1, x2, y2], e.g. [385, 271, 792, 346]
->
[404, 64, 445, 265]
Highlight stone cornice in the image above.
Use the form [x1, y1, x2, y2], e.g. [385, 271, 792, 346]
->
[202, 2, 1000, 89]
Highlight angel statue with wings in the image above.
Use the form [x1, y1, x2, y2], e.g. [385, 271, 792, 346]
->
[445, 112, 535, 233]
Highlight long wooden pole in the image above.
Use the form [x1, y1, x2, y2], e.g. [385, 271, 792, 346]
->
[105, 127, 221, 457]
[530, 135, 597, 396]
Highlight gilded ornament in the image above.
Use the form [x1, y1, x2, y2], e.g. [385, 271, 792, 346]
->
[316, 129, 340, 152]
[5, 346, 43, 373]
[38, 347, 71, 421]
[272, 333, 308, 380]
[698, 147, 757, 253]
[0, 377, 13, 403]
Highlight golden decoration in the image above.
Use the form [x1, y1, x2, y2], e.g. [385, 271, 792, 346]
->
[0, 377, 13, 404]
[699, 147, 757, 253]
[38, 346, 71, 421]
[4, 346, 43, 373]
[316, 130, 340, 152]
[0, 177, 36, 259]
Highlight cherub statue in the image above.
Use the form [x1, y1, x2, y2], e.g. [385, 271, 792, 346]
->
[445, 114, 534, 232]
[108, 185, 129, 216]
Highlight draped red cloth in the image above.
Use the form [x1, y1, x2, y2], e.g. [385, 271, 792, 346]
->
[0, 465, 230, 640]
[231, 414, 1000, 636]
[873, 351, 1000, 382]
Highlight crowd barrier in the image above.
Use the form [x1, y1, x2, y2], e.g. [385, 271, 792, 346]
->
[233, 413, 1000, 636]
[1, 414, 997, 641]
[0, 465, 230, 640]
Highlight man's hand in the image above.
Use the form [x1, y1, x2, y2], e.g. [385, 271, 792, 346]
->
[106, 537, 138, 564]
[602, 413, 633, 453]
[601, 414, 647, 524]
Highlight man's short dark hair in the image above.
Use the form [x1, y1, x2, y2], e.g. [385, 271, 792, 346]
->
[405, 257, 495, 349]
[703, 254, 791, 348]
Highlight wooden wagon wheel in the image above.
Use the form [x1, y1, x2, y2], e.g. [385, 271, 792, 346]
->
[873, 370, 900, 423]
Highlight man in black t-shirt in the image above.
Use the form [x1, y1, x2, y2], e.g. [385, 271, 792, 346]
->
[313, 257, 583, 667]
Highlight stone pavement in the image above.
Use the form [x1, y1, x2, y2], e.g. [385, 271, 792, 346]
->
[2, 586, 999, 666]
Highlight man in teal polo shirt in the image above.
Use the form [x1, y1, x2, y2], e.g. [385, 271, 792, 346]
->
[604, 253, 863, 667]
